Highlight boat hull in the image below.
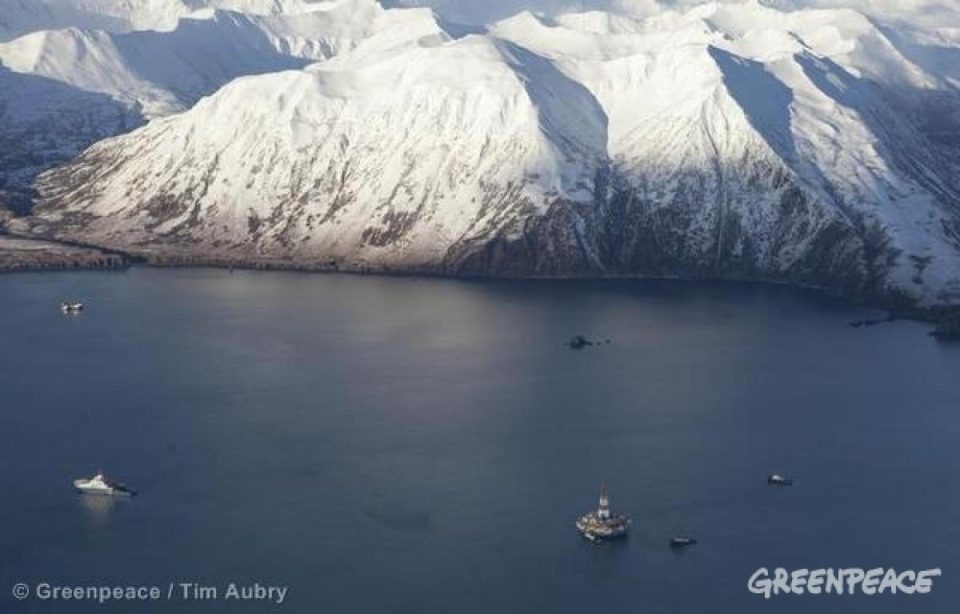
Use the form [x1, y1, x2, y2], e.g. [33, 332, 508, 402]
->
[74, 480, 135, 497]
[75, 487, 134, 497]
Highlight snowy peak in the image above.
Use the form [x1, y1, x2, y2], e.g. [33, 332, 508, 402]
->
[5, 0, 960, 306]
[24, 33, 609, 267]
[707, 45, 796, 160]
[0, 1, 414, 116]
[0, 0, 355, 41]
[0, 0, 444, 209]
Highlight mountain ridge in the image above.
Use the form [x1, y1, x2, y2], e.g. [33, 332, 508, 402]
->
[4, 0, 960, 309]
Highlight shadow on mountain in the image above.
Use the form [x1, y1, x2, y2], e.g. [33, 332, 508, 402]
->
[431, 14, 486, 39]
[707, 45, 797, 162]
[794, 51, 960, 209]
[873, 22, 960, 88]
[0, 2, 128, 43]
[0, 66, 144, 215]
[497, 39, 609, 163]
[112, 11, 313, 108]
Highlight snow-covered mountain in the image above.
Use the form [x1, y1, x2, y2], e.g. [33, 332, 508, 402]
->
[0, 0, 430, 209]
[0, 0, 329, 41]
[6, 0, 960, 307]
[384, 0, 960, 29]
[0, 1, 404, 117]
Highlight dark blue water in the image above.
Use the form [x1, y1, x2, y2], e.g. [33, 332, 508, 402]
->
[1, 268, 958, 613]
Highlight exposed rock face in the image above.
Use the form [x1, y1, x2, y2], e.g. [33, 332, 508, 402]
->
[932, 311, 960, 340]
[6, 0, 960, 309]
[0, 235, 127, 272]
[0, 66, 144, 214]
[0, 0, 428, 210]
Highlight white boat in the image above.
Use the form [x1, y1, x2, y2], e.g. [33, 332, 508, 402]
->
[768, 474, 794, 486]
[73, 473, 135, 497]
[61, 302, 84, 314]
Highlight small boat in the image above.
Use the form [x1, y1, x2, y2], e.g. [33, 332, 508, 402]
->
[61, 301, 84, 314]
[768, 474, 794, 486]
[73, 473, 135, 497]
[568, 335, 593, 350]
[576, 485, 630, 541]
[670, 536, 698, 548]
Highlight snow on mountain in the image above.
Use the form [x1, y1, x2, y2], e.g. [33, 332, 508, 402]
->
[0, 0, 328, 41]
[7, 0, 960, 307]
[0, 65, 142, 213]
[0, 0, 412, 117]
[0, 0, 432, 210]
[384, 0, 960, 29]
[21, 33, 607, 268]
[486, 2, 960, 298]
[1, 15, 310, 118]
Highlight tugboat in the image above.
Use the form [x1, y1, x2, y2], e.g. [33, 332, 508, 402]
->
[568, 335, 592, 350]
[576, 485, 630, 541]
[73, 473, 136, 497]
[670, 535, 698, 548]
[767, 474, 794, 486]
[61, 301, 84, 314]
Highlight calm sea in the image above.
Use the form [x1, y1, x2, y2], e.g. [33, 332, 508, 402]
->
[1, 268, 957, 613]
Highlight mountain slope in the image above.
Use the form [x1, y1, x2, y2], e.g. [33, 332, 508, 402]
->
[0, 0, 326, 41]
[0, 0, 433, 210]
[484, 4, 960, 301]
[0, 66, 143, 213]
[0, 0, 426, 117]
[10, 0, 960, 307]
[20, 34, 608, 270]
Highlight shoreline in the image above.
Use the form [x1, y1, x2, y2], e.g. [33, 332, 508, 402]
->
[2, 231, 957, 333]
[0, 234, 130, 273]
